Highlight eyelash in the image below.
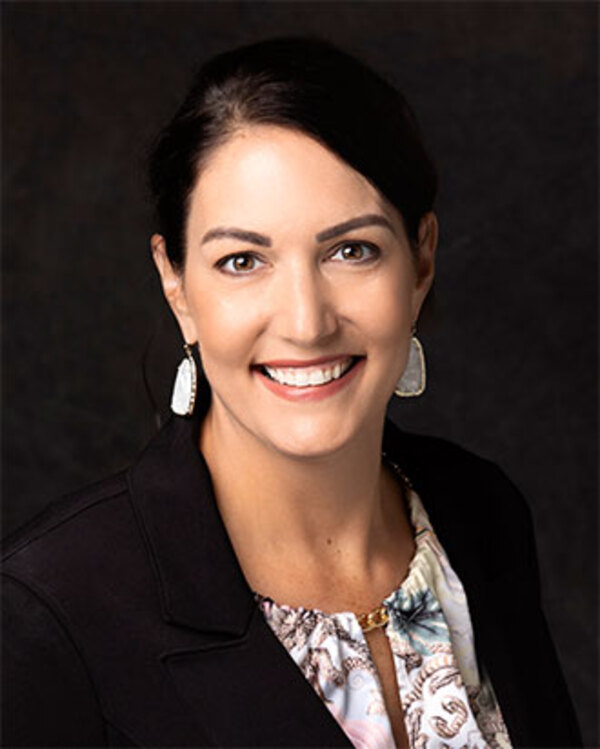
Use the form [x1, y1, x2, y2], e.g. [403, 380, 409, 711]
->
[216, 241, 380, 276]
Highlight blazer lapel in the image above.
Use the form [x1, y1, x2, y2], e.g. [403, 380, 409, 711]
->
[128, 386, 351, 746]
[161, 609, 353, 746]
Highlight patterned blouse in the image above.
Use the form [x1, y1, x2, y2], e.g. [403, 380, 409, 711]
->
[254, 485, 512, 749]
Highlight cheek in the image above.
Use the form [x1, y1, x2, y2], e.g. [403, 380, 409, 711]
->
[347, 272, 414, 342]
[190, 286, 263, 369]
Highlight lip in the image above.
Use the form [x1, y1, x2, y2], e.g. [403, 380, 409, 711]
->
[254, 354, 356, 368]
[253, 355, 365, 403]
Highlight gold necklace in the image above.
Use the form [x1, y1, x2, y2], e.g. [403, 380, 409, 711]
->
[357, 603, 390, 633]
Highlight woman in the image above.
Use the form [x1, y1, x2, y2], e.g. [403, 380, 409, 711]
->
[2, 36, 581, 748]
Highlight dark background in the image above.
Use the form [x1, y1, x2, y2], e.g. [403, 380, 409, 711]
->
[3, 1, 597, 743]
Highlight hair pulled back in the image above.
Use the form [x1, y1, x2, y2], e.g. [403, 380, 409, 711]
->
[148, 36, 437, 271]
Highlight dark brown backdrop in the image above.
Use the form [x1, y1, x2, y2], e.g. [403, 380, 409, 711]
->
[3, 2, 597, 742]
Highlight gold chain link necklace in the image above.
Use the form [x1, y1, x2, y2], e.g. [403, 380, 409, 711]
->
[356, 604, 390, 633]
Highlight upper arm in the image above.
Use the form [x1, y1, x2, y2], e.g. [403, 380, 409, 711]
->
[2, 574, 106, 748]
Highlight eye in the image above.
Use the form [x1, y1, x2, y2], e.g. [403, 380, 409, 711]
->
[216, 252, 265, 275]
[330, 241, 380, 264]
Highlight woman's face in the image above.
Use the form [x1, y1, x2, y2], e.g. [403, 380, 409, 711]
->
[153, 125, 436, 458]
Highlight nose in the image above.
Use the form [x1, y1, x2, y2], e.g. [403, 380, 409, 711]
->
[272, 263, 339, 346]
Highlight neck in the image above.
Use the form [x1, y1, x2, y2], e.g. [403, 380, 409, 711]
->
[199, 398, 412, 600]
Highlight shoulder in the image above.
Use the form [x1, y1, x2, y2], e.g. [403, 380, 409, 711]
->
[1, 413, 205, 608]
[386, 420, 530, 515]
[3, 471, 130, 563]
[3, 471, 129, 561]
[2, 470, 147, 609]
[384, 421, 538, 577]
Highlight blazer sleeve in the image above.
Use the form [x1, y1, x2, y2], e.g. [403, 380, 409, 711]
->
[2, 574, 106, 748]
[475, 460, 584, 747]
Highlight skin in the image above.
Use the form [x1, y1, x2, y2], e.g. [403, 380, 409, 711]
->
[153, 124, 437, 746]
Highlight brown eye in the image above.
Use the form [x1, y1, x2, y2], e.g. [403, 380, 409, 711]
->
[233, 255, 255, 271]
[331, 242, 379, 263]
[342, 244, 365, 260]
[218, 252, 264, 275]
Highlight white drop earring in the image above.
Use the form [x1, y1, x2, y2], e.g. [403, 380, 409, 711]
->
[394, 331, 426, 398]
[170, 342, 198, 416]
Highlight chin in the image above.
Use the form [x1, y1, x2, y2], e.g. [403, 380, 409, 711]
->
[267, 437, 347, 461]
[258, 413, 366, 461]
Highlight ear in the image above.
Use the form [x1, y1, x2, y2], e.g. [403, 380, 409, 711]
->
[411, 211, 438, 321]
[151, 234, 199, 343]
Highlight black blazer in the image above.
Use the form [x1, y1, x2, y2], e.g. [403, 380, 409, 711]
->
[2, 394, 582, 748]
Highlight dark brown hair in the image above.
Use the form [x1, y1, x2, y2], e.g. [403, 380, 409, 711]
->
[148, 35, 437, 271]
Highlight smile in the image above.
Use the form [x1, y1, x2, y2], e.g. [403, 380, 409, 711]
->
[261, 356, 356, 388]
[252, 355, 365, 403]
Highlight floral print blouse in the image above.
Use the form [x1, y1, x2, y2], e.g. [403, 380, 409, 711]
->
[254, 484, 512, 749]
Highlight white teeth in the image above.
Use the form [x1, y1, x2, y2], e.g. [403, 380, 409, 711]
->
[263, 357, 355, 387]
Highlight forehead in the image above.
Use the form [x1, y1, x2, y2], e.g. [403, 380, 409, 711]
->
[186, 125, 398, 238]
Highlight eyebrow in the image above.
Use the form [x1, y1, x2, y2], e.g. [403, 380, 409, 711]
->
[200, 213, 395, 247]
